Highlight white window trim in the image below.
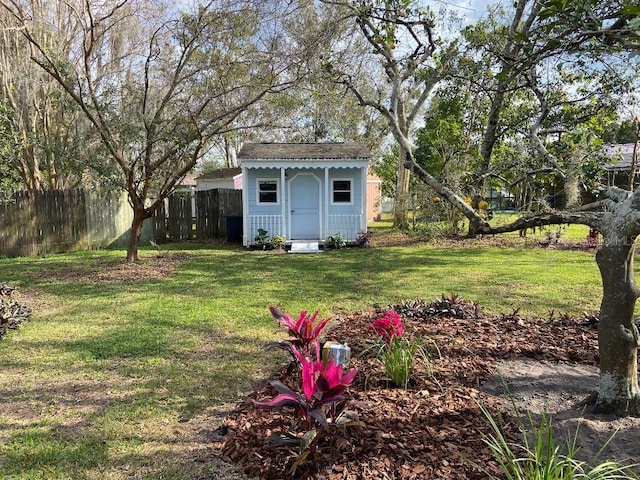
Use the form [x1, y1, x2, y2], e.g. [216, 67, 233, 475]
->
[257, 178, 280, 205]
[331, 178, 353, 205]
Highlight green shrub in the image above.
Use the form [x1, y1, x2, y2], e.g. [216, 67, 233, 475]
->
[326, 233, 346, 249]
[254, 228, 270, 249]
[254, 229, 286, 250]
[270, 235, 286, 250]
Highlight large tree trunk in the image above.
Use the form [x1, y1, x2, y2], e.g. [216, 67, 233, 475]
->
[126, 205, 150, 262]
[594, 237, 640, 415]
[19, 143, 43, 190]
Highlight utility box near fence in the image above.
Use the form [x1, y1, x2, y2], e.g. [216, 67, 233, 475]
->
[225, 215, 243, 243]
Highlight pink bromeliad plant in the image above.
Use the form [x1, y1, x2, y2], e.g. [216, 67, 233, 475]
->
[254, 325, 360, 474]
[369, 311, 428, 389]
[369, 310, 404, 341]
[269, 306, 331, 357]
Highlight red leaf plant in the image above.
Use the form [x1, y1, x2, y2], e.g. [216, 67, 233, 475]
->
[253, 343, 361, 474]
[269, 306, 331, 357]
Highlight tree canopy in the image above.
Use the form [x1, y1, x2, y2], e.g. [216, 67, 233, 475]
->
[1, 0, 315, 260]
[325, 0, 640, 415]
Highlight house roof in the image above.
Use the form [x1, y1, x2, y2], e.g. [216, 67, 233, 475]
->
[179, 172, 198, 187]
[238, 142, 371, 161]
[195, 167, 242, 180]
[604, 144, 638, 172]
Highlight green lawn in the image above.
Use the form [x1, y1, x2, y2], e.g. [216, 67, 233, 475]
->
[0, 238, 613, 479]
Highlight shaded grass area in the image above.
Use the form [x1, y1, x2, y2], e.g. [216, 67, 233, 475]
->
[0, 240, 611, 479]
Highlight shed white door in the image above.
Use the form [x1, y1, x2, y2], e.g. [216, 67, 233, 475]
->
[290, 174, 320, 239]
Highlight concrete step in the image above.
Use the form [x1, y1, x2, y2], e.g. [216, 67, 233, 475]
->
[289, 241, 322, 253]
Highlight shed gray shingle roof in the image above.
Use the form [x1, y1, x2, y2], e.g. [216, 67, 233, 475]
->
[237, 142, 371, 160]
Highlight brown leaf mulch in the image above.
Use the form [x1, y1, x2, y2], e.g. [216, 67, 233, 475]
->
[27, 252, 188, 283]
[369, 229, 601, 252]
[219, 302, 599, 480]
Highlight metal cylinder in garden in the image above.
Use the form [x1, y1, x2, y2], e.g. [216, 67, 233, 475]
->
[322, 341, 351, 368]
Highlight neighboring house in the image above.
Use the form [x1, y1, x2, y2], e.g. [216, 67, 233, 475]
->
[604, 144, 640, 189]
[174, 172, 198, 215]
[176, 172, 198, 193]
[194, 167, 242, 190]
[238, 142, 372, 246]
[366, 174, 382, 222]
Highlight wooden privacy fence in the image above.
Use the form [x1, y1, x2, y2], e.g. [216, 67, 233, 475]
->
[153, 188, 242, 242]
[0, 188, 243, 257]
[0, 189, 142, 257]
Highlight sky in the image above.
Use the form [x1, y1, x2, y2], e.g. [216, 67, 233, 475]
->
[447, 0, 505, 24]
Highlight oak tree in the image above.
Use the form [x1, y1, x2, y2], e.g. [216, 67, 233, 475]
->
[2, 0, 302, 261]
[334, 0, 640, 415]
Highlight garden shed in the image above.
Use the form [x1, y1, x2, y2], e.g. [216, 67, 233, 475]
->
[238, 142, 372, 247]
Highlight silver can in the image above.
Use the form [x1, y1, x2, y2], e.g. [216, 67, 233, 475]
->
[322, 341, 351, 368]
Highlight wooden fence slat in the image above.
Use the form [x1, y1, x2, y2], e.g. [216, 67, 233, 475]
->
[158, 188, 241, 242]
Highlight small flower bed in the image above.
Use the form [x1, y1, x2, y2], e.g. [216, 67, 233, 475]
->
[220, 297, 603, 479]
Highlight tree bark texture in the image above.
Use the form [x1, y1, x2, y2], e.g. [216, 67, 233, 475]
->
[126, 204, 151, 262]
[394, 143, 410, 230]
[594, 239, 640, 415]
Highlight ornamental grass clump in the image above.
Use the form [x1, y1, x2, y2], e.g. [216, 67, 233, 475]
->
[479, 402, 639, 480]
[369, 311, 429, 389]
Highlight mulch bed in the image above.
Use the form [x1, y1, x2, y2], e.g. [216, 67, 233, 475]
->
[219, 299, 599, 479]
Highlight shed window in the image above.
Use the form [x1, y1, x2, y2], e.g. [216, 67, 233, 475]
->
[333, 180, 351, 203]
[258, 180, 278, 204]
[332, 179, 352, 203]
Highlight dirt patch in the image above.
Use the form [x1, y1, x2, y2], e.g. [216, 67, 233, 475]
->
[218, 306, 640, 479]
[484, 358, 640, 471]
[27, 252, 188, 283]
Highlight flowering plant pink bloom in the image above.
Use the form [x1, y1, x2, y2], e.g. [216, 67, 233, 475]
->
[370, 311, 404, 341]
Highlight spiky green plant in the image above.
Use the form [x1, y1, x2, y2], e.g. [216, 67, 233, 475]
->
[479, 402, 638, 480]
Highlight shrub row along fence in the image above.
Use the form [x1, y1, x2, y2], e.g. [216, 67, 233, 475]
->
[154, 188, 243, 242]
[0, 189, 141, 257]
